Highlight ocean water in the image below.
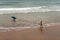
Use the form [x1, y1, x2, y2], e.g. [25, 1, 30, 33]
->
[0, 0, 60, 14]
[0, 0, 60, 32]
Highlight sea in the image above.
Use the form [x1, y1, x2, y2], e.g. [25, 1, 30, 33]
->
[0, 0, 60, 13]
[0, 0, 60, 32]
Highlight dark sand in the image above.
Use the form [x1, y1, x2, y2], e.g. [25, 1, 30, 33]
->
[0, 25, 60, 40]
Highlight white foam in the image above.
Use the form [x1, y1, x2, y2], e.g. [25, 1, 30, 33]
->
[0, 7, 42, 14]
[45, 23, 60, 27]
[0, 26, 34, 32]
[0, 6, 60, 14]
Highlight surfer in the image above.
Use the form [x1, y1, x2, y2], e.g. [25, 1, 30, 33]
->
[11, 16, 16, 22]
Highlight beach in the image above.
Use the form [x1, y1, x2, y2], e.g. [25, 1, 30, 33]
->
[0, 0, 60, 40]
[0, 11, 60, 40]
[0, 24, 60, 40]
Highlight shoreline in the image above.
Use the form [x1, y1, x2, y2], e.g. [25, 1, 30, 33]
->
[0, 24, 60, 40]
[0, 22, 60, 32]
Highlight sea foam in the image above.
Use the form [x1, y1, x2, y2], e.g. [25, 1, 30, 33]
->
[0, 6, 60, 14]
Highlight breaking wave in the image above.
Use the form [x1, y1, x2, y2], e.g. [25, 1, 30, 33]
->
[0, 6, 60, 14]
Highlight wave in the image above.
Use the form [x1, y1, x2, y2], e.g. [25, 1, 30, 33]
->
[0, 6, 60, 14]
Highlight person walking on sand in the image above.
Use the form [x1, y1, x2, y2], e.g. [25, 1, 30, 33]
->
[39, 20, 43, 32]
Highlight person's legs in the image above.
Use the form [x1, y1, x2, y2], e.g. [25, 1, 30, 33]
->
[40, 26, 43, 32]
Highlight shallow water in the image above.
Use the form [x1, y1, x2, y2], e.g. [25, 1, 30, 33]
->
[0, 22, 60, 32]
[0, 11, 60, 27]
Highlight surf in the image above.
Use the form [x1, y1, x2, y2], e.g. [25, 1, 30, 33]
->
[0, 6, 60, 14]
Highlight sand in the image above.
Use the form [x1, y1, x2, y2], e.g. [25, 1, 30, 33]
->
[0, 11, 60, 40]
[0, 25, 60, 40]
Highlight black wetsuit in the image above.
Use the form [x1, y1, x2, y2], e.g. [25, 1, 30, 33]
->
[40, 21, 42, 26]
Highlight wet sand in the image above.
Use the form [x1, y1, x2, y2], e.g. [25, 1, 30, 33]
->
[0, 25, 60, 40]
[0, 11, 60, 27]
[0, 11, 60, 40]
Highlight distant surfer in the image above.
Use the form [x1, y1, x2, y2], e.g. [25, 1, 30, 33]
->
[39, 20, 43, 32]
[11, 16, 16, 22]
